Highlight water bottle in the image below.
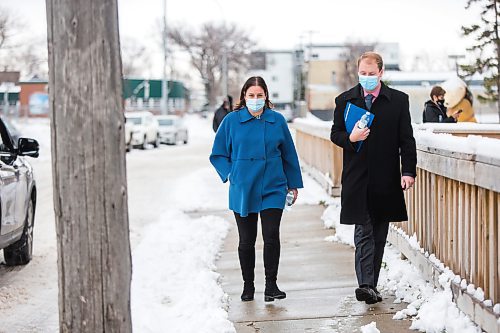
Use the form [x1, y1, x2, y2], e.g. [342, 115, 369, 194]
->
[285, 191, 294, 211]
[357, 112, 370, 129]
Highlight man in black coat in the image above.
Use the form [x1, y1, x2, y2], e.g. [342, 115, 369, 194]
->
[422, 86, 460, 123]
[330, 52, 417, 304]
[212, 95, 233, 132]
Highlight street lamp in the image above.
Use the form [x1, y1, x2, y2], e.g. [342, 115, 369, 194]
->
[161, 0, 169, 115]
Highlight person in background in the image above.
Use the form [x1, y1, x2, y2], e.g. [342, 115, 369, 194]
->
[330, 52, 417, 305]
[210, 76, 303, 302]
[442, 78, 477, 123]
[212, 95, 233, 132]
[422, 86, 460, 123]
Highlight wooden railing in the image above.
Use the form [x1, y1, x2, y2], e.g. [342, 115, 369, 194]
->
[294, 121, 343, 195]
[294, 119, 500, 306]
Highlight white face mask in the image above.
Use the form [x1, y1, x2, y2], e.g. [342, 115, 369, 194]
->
[246, 98, 265, 112]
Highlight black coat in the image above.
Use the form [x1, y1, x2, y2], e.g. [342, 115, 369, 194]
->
[330, 83, 417, 225]
[213, 106, 230, 132]
[422, 100, 456, 123]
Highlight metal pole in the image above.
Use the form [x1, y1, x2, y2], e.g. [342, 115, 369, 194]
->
[161, 0, 169, 115]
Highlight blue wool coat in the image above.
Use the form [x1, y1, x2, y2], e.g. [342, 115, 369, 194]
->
[210, 107, 304, 217]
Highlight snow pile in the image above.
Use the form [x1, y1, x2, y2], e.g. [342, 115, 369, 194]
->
[378, 245, 481, 333]
[132, 209, 235, 333]
[294, 172, 335, 206]
[360, 321, 380, 333]
[321, 199, 355, 247]
[170, 167, 229, 212]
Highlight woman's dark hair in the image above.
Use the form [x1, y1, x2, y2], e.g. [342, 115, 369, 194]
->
[430, 86, 445, 99]
[235, 76, 274, 110]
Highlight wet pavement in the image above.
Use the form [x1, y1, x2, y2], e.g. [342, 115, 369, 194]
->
[213, 205, 414, 333]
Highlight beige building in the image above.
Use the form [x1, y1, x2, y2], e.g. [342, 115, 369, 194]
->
[306, 60, 347, 120]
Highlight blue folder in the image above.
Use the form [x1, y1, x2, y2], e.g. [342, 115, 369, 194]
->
[344, 102, 375, 152]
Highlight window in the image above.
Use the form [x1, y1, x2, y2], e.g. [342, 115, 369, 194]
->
[158, 119, 174, 126]
[127, 117, 142, 125]
[272, 76, 278, 81]
[272, 93, 279, 98]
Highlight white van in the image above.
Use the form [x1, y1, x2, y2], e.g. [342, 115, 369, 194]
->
[125, 111, 160, 149]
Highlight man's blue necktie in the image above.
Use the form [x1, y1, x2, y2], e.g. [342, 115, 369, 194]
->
[365, 94, 374, 111]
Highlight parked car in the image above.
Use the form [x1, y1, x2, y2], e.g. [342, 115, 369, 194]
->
[0, 118, 39, 266]
[125, 111, 160, 149]
[124, 115, 133, 152]
[155, 115, 189, 145]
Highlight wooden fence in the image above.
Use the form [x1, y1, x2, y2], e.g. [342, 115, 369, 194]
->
[294, 120, 500, 306]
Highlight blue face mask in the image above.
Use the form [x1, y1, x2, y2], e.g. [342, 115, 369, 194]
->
[358, 74, 379, 91]
[246, 98, 266, 112]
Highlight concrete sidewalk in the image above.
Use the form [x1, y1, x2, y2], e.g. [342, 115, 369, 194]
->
[214, 205, 415, 333]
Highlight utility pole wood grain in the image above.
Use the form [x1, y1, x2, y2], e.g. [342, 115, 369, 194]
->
[45, 0, 132, 332]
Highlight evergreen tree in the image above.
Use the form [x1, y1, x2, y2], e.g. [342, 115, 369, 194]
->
[461, 0, 500, 116]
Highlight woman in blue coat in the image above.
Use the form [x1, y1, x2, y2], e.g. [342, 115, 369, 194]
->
[210, 76, 303, 302]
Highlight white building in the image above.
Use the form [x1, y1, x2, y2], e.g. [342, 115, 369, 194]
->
[247, 50, 303, 120]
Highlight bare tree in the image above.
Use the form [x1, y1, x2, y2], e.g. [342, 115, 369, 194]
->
[168, 22, 253, 107]
[121, 37, 151, 77]
[339, 42, 374, 91]
[0, 7, 13, 50]
[45, 0, 132, 331]
[0, 7, 47, 77]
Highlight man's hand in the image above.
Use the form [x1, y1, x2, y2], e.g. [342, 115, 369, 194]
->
[401, 176, 415, 190]
[349, 121, 370, 142]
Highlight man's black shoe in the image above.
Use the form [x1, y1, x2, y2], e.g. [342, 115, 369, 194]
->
[241, 282, 255, 302]
[355, 286, 378, 304]
[372, 287, 383, 303]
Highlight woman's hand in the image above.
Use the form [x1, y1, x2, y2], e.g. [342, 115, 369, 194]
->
[349, 121, 370, 142]
[289, 188, 298, 204]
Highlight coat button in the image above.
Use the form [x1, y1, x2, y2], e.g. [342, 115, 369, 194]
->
[250, 158, 254, 161]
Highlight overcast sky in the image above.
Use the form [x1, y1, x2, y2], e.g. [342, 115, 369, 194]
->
[2, 0, 481, 83]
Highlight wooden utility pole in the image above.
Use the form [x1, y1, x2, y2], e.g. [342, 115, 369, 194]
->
[46, 0, 132, 332]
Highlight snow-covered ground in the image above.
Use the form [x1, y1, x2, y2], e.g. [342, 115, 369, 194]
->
[1, 115, 237, 332]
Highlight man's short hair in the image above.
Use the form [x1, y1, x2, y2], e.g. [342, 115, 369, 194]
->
[357, 52, 384, 71]
[430, 86, 446, 98]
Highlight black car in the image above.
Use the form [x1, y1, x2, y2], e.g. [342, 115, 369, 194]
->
[0, 118, 39, 266]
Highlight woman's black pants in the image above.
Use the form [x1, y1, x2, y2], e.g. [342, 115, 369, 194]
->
[234, 208, 283, 283]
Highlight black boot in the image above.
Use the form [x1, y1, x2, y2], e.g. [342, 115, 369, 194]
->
[355, 285, 378, 304]
[371, 287, 383, 303]
[264, 280, 286, 302]
[241, 282, 255, 302]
